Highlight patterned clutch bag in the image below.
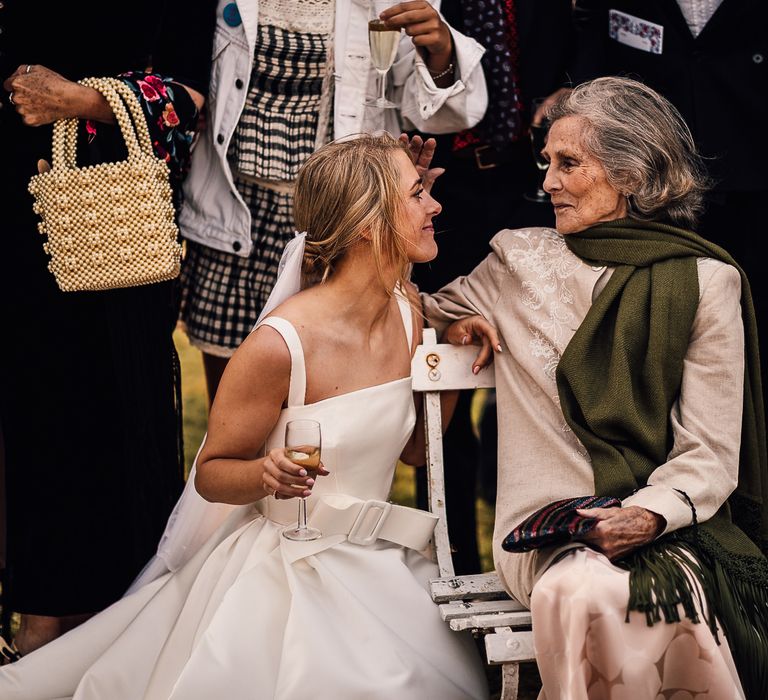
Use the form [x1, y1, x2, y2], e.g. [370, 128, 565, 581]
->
[28, 77, 181, 292]
[501, 496, 621, 553]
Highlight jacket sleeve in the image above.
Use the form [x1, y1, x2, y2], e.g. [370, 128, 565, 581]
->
[421, 230, 507, 336]
[389, 4, 488, 133]
[117, 73, 201, 205]
[622, 260, 745, 534]
[569, 0, 609, 85]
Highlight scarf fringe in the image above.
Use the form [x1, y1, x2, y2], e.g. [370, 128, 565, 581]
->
[623, 538, 768, 700]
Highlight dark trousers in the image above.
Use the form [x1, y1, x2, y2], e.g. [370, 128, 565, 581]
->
[413, 141, 555, 574]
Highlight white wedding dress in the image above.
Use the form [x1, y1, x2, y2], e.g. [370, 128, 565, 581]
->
[0, 299, 488, 700]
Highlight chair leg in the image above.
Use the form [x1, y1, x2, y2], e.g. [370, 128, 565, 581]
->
[499, 663, 520, 700]
[0, 569, 10, 641]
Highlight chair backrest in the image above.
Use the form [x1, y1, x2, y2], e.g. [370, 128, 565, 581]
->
[411, 328, 496, 577]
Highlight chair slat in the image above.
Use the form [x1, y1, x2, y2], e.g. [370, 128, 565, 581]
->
[412, 343, 495, 391]
[485, 629, 536, 664]
[448, 611, 532, 632]
[439, 599, 527, 621]
[429, 572, 510, 603]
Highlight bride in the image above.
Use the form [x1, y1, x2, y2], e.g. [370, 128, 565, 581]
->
[0, 133, 488, 700]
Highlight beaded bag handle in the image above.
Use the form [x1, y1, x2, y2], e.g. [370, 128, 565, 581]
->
[51, 77, 155, 171]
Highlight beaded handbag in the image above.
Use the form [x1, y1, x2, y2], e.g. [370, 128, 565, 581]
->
[28, 77, 182, 292]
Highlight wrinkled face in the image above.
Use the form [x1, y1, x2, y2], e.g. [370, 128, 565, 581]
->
[395, 150, 442, 262]
[542, 116, 627, 235]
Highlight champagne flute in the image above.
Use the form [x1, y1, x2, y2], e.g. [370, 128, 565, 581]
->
[364, 0, 402, 109]
[523, 98, 551, 204]
[282, 419, 323, 541]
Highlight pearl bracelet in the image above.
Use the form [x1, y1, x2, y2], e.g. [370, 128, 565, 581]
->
[427, 62, 454, 81]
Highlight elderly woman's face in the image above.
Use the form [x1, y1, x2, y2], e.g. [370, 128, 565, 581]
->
[542, 116, 627, 235]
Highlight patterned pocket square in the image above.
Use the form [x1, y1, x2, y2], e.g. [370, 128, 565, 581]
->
[501, 496, 621, 553]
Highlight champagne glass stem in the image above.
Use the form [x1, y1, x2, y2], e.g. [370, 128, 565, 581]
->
[297, 497, 309, 532]
[378, 69, 387, 104]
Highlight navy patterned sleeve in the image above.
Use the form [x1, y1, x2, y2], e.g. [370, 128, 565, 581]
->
[118, 72, 200, 200]
[84, 72, 199, 208]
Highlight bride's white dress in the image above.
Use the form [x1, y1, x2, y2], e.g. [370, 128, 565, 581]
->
[0, 302, 488, 700]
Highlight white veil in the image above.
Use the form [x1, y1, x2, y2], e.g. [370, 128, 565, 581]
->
[128, 232, 308, 592]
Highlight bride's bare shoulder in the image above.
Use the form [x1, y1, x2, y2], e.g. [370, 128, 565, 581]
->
[233, 323, 292, 373]
[265, 288, 334, 331]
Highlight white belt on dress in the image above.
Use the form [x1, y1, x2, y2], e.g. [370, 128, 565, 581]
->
[306, 494, 439, 552]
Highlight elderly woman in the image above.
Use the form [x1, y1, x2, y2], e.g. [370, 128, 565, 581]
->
[424, 77, 767, 699]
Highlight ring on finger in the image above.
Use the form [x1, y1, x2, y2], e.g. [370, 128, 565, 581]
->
[8, 92, 14, 105]
[26, 64, 32, 74]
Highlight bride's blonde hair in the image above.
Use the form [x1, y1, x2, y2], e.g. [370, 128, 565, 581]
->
[294, 133, 412, 291]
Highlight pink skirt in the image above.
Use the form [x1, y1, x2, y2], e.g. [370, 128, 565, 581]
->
[531, 548, 745, 699]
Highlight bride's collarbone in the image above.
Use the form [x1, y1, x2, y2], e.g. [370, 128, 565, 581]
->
[301, 335, 410, 405]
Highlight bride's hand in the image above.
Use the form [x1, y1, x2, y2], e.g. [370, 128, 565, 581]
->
[443, 316, 502, 374]
[262, 448, 329, 500]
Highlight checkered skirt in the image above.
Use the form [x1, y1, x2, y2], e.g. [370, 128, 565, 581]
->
[179, 23, 329, 355]
[179, 180, 295, 356]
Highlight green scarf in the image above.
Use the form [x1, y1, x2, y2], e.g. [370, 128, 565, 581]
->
[557, 218, 768, 698]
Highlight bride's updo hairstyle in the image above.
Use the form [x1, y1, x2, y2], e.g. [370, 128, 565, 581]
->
[294, 133, 412, 290]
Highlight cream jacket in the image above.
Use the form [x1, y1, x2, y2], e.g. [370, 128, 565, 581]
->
[423, 227, 745, 606]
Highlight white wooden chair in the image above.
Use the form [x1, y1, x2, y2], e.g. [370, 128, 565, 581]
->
[411, 328, 535, 700]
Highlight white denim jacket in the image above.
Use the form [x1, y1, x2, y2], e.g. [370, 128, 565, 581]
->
[179, 0, 487, 257]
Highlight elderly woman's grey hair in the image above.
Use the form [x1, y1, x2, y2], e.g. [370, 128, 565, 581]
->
[547, 77, 710, 229]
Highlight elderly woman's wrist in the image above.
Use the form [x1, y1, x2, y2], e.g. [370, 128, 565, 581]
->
[645, 509, 667, 538]
[72, 84, 114, 123]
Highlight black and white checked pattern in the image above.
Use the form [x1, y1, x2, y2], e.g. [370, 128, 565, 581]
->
[229, 24, 328, 180]
[179, 179, 295, 354]
[181, 22, 331, 354]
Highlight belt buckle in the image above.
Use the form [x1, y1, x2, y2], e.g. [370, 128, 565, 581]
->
[348, 500, 392, 546]
[474, 144, 497, 170]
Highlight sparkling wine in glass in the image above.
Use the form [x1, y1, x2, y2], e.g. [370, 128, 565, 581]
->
[524, 98, 551, 204]
[364, 1, 401, 109]
[282, 419, 322, 541]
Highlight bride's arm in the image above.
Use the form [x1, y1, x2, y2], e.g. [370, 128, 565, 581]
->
[195, 326, 317, 504]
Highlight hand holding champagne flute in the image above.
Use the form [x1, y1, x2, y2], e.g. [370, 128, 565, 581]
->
[282, 419, 323, 541]
[366, 0, 402, 109]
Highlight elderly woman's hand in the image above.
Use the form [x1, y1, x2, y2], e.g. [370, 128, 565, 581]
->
[4, 64, 114, 126]
[261, 447, 330, 500]
[443, 316, 502, 375]
[577, 506, 666, 560]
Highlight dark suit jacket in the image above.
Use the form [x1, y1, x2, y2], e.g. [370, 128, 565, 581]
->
[440, 0, 575, 128]
[571, 0, 768, 192]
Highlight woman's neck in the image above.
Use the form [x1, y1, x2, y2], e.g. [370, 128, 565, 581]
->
[320, 246, 400, 329]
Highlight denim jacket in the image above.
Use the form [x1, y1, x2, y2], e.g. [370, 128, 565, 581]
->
[179, 0, 487, 257]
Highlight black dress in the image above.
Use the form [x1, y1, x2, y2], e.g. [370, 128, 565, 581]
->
[0, 0, 215, 615]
